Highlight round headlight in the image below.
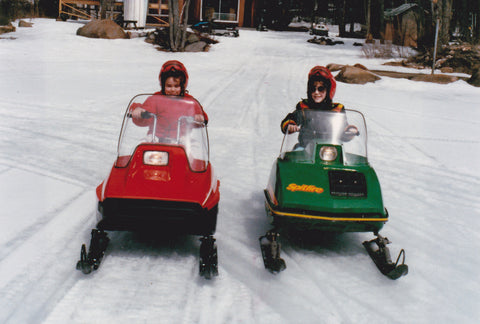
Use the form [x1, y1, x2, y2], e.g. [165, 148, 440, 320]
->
[144, 151, 169, 166]
[319, 146, 337, 162]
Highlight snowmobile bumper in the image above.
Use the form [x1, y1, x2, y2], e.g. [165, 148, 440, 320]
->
[265, 191, 386, 233]
[97, 198, 217, 235]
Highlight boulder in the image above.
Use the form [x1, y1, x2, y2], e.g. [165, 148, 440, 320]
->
[410, 74, 459, 84]
[0, 23, 15, 35]
[326, 63, 345, 72]
[353, 63, 368, 70]
[184, 41, 207, 52]
[467, 68, 480, 87]
[335, 65, 381, 84]
[187, 32, 200, 44]
[77, 19, 127, 39]
[18, 20, 33, 27]
[440, 67, 454, 73]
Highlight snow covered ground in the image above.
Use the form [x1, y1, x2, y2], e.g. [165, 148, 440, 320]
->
[1, 19, 480, 324]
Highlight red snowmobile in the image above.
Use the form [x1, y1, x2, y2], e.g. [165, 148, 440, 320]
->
[76, 94, 220, 279]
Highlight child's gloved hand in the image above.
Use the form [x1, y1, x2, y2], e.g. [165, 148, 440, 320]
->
[287, 124, 300, 133]
[194, 114, 205, 123]
[344, 125, 359, 136]
[342, 125, 360, 141]
[132, 107, 146, 119]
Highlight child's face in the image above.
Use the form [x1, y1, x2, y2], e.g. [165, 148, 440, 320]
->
[311, 81, 327, 103]
[164, 76, 182, 96]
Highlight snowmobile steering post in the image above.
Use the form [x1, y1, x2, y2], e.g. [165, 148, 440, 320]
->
[142, 111, 158, 143]
[176, 116, 201, 144]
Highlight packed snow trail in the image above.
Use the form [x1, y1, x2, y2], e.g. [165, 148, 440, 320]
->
[1, 19, 480, 324]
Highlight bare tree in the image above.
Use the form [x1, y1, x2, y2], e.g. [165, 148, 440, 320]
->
[100, 0, 107, 19]
[433, 0, 453, 46]
[168, 0, 190, 52]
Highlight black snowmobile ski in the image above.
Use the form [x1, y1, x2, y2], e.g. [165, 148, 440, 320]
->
[259, 231, 286, 273]
[363, 234, 408, 280]
[76, 229, 110, 274]
[199, 235, 218, 279]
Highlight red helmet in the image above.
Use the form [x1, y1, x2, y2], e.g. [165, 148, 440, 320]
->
[159, 60, 189, 94]
[308, 66, 336, 100]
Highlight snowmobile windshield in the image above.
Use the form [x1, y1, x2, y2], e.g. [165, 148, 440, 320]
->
[280, 109, 368, 165]
[116, 94, 209, 171]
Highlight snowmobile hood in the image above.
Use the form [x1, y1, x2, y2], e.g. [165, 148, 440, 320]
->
[272, 159, 385, 215]
[99, 144, 218, 207]
[97, 94, 219, 209]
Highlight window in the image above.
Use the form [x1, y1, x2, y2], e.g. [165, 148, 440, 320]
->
[202, 0, 238, 22]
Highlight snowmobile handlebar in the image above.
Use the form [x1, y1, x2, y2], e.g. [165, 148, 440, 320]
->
[141, 111, 155, 119]
[126, 111, 155, 119]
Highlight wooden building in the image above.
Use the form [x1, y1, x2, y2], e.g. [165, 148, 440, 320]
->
[58, 0, 259, 28]
[384, 3, 424, 47]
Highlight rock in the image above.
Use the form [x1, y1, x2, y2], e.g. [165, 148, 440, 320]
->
[187, 32, 200, 44]
[335, 65, 381, 84]
[0, 24, 15, 35]
[410, 74, 459, 84]
[365, 34, 375, 44]
[467, 68, 480, 87]
[308, 36, 338, 46]
[77, 19, 127, 39]
[353, 63, 368, 70]
[18, 20, 33, 27]
[326, 63, 345, 72]
[184, 41, 207, 52]
[440, 67, 454, 73]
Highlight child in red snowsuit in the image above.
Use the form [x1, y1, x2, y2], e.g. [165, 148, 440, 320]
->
[131, 60, 208, 139]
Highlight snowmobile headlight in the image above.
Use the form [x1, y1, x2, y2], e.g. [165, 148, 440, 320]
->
[143, 151, 169, 166]
[319, 146, 338, 162]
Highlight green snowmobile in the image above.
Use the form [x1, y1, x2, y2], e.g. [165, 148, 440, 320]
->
[260, 109, 408, 279]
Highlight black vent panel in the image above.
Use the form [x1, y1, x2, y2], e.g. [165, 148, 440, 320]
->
[329, 170, 367, 197]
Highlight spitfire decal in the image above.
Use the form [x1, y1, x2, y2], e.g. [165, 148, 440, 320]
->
[286, 183, 324, 194]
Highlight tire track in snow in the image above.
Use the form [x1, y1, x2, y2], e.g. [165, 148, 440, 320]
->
[0, 189, 96, 324]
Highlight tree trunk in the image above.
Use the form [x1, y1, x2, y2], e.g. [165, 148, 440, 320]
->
[475, 0, 480, 43]
[311, 0, 318, 31]
[337, 0, 346, 37]
[168, 0, 191, 52]
[434, 0, 453, 46]
[370, 0, 383, 39]
[366, 0, 371, 36]
[180, 0, 191, 50]
[100, 0, 107, 19]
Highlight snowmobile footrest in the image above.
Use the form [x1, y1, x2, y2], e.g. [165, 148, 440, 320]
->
[259, 231, 286, 273]
[199, 235, 218, 279]
[76, 244, 93, 274]
[76, 229, 109, 274]
[363, 234, 408, 280]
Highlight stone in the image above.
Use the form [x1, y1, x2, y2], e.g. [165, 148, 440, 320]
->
[184, 41, 207, 52]
[335, 65, 381, 84]
[467, 68, 480, 87]
[0, 24, 15, 35]
[326, 63, 345, 72]
[77, 19, 127, 39]
[18, 20, 33, 27]
[410, 74, 459, 84]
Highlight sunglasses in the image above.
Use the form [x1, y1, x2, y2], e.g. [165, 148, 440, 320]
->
[311, 86, 326, 93]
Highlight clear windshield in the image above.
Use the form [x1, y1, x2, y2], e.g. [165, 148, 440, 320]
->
[280, 109, 368, 165]
[117, 94, 209, 171]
